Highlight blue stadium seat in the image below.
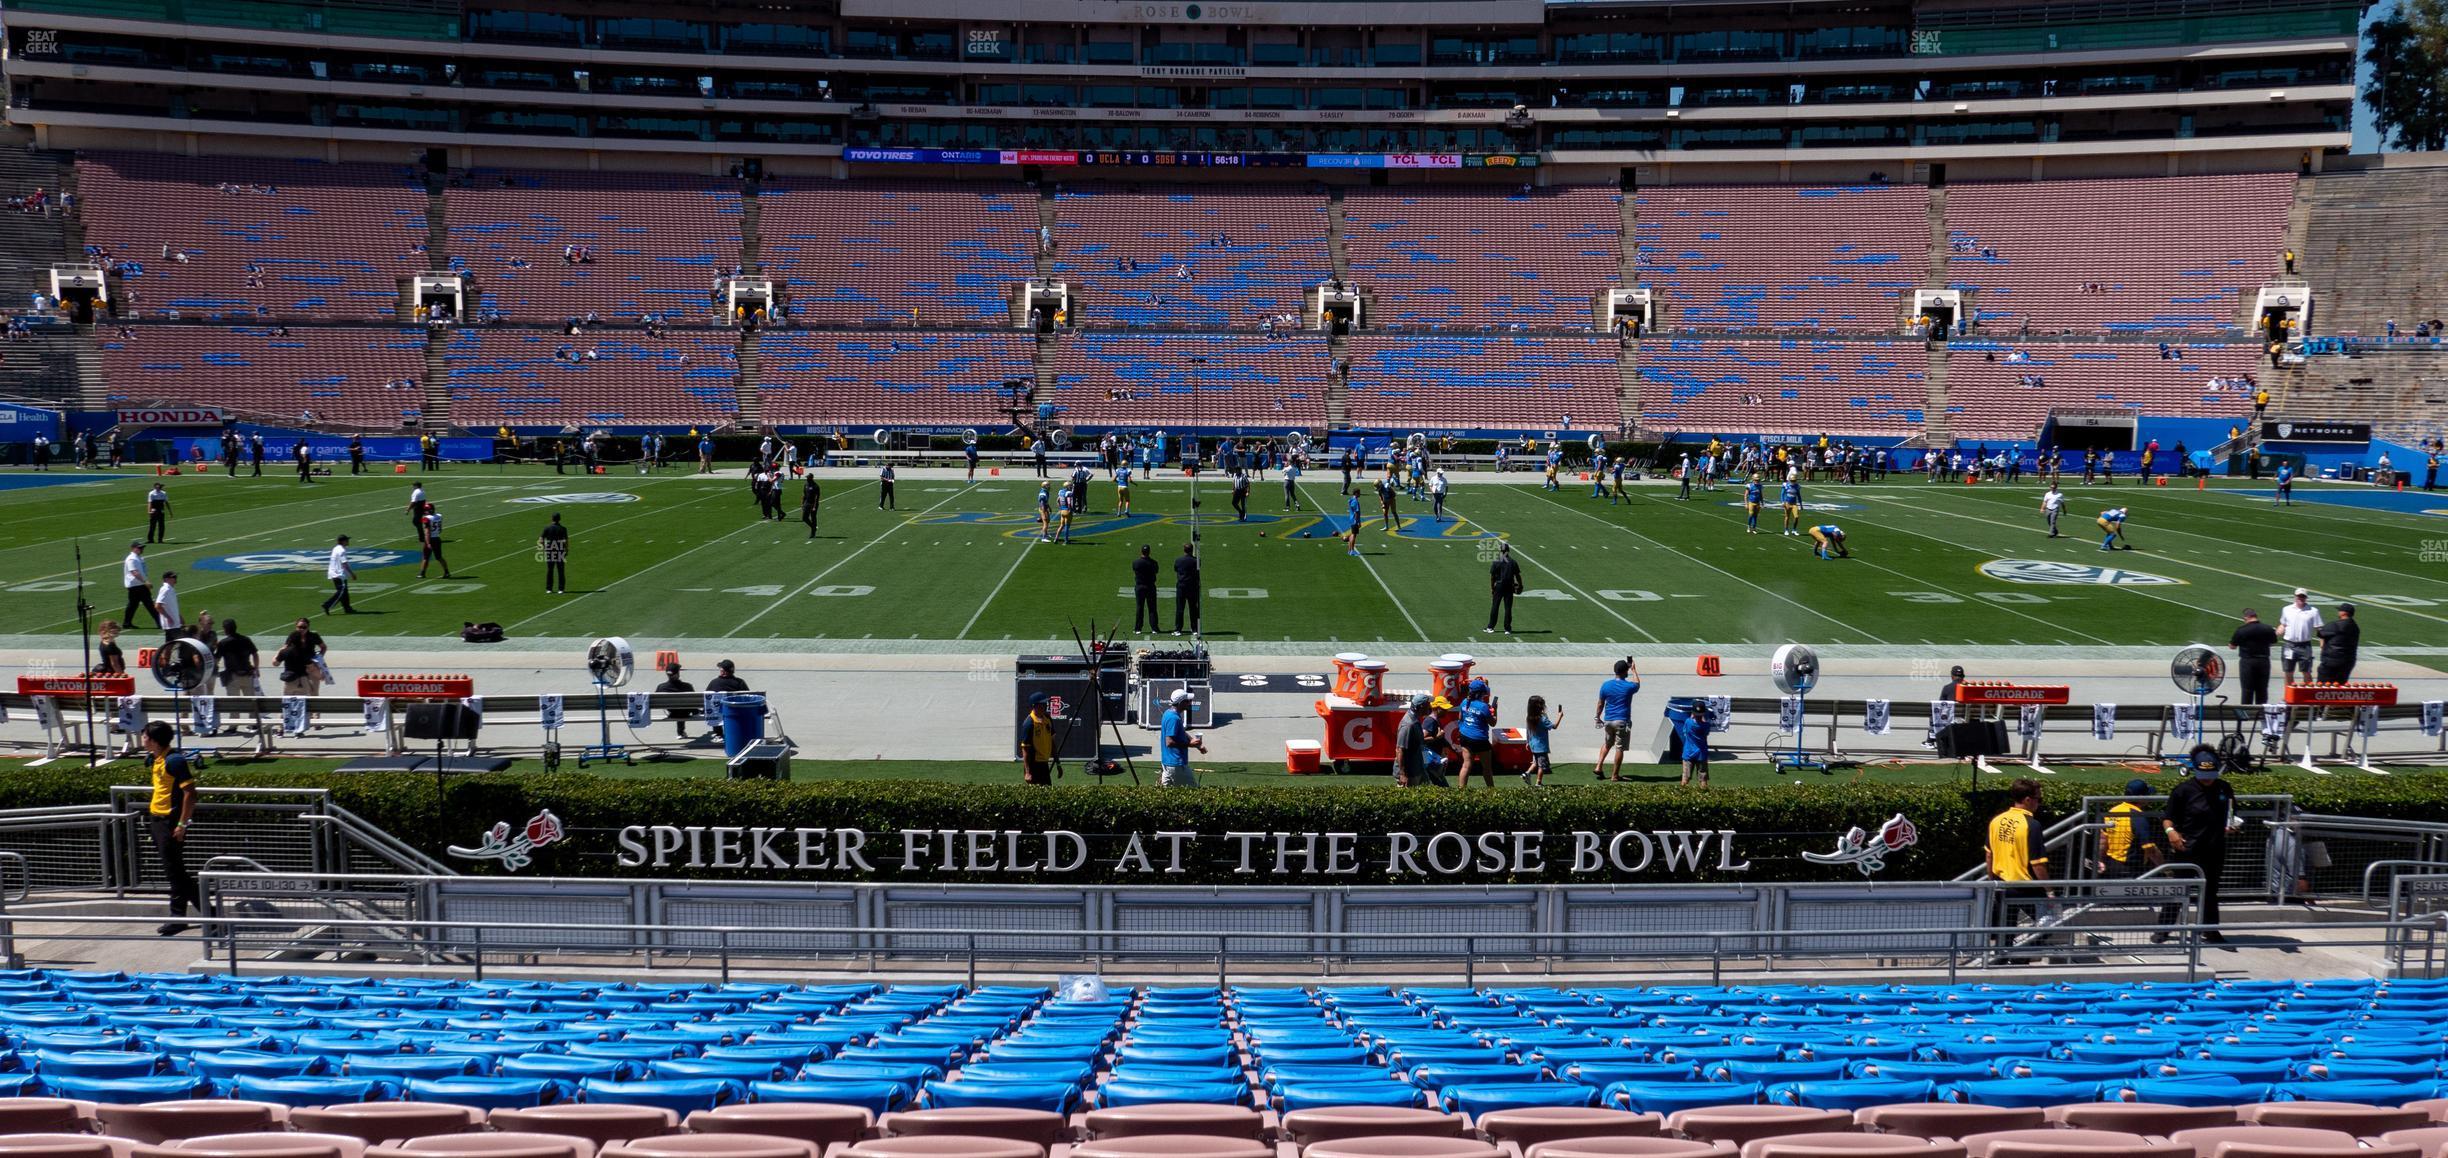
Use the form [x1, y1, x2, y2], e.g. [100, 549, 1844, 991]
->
[746, 1080, 909, 1115]
[1603, 1081, 1762, 1115]
[230, 1075, 389, 1107]
[1096, 1079, 1249, 1108]
[921, 1079, 1079, 1114]
[403, 1076, 563, 1109]
[1439, 1083, 1598, 1116]
[1766, 1079, 1934, 1110]
[577, 1077, 743, 1115]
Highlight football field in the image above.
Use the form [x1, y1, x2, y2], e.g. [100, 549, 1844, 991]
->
[3, 466, 2444, 654]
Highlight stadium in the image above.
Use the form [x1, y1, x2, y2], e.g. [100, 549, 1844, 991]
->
[3, 0, 2448, 1152]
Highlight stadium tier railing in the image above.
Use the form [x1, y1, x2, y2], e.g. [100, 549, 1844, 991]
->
[0, 868, 2376, 982]
[0, 786, 446, 899]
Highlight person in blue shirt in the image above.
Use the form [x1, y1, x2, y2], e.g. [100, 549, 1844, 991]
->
[1678, 702, 1713, 789]
[964, 438, 980, 482]
[1345, 492, 1364, 556]
[2275, 462, 2294, 506]
[1158, 687, 1203, 788]
[1520, 694, 1559, 788]
[1114, 464, 1134, 516]
[2097, 506, 2129, 551]
[696, 436, 714, 474]
[1810, 524, 1848, 559]
[1593, 658, 1640, 781]
[1453, 678, 1496, 789]
[1591, 458, 1610, 500]
[1780, 478, 1803, 537]
[1744, 475, 1765, 534]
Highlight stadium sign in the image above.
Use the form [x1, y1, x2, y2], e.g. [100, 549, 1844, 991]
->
[191, 548, 414, 573]
[1978, 560, 2183, 586]
[615, 826, 1755, 877]
[506, 493, 638, 505]
[117, 406, 226, 426]
[2262, 421, 2370, 444]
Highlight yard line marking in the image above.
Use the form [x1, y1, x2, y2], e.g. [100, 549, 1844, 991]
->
[1528, 489, 1886, 644]
[1871, 491, 2448, 631]
[503, 482, 878, 633]
[957, 537, 1038, 640]
[1954, 487, 2448, 593]
[728, 482, 979, 636]
[1439, 496, 1659, 644]
[1297, 483, 1429, 642]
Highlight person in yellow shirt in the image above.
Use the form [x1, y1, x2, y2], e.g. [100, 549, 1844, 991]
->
[2096, 777, 2162, 879]
[139, 721, 200, 936]
[1985, 778, 2050, 946]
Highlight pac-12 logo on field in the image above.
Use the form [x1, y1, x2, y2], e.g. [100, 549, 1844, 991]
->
[191, 549, 415, 573]
[507, 492, 638, 505]
[1979, 559, 2185, 586]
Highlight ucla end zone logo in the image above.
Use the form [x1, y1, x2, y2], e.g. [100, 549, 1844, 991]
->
[1979, 559, 2185, 586]
[913, 510, 1502, 542]
[1721, 501, 1862, 513]
[507, 492, 638, 505]
[192, 549, 415, 574]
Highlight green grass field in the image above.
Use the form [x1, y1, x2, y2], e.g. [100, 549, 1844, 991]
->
[3, 466, 2443, 649]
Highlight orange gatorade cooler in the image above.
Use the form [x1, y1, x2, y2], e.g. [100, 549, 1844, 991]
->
[1331, 652, 1371, 701]
[1351, 660, 1388, 706]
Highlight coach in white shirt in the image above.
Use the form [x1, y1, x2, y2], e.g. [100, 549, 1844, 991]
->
[2278, 588, 2322, 685]
[153, 571, 184, 638]
[121, 540, 157, 628]
[2041, 485, 2065, 538]
[319, 535, 356, 615]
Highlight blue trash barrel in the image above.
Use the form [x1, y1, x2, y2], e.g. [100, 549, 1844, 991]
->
[719, 694, 767, 759]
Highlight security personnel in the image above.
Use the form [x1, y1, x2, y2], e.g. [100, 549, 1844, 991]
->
[1017, 692, 1058, 786]
[248, 433, 264, 476]
[2228, 607, 2277, 705]
[138, 721, 199, 936]
[1131, 545, 1161, 634]
[1984, 777, 2050, 943]
[537, 513, 570, 594]
[2160, 763, 2238, 941]
[145, 482, 170, 543]
[1171, 542, 1200, 636]
[801, 475, 821, 538]
[2316, 602, 2360, 683]
[2097, 778, 2162, 880]
[1230, 470, 1250, 521]
[1486, 541, 1522, 634]
[348, 435, 365, 475]
[293, 439, 312, 484]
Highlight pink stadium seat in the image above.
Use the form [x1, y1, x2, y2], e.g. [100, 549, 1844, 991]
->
[2171, 1124, 2420, 1157]
[1851, 1107, 2044, 1139]
[287, 1105, 483, 1141]
[1066, 1135, 1271, 1158]
[1737, 1138, 1964, 1158]
[2378, 1127, 2448, 1158]
[489, 1107, 680, 1148]
[882, 1109, 1067, 1147]
[1303, 1137, 1500, 1158]
[96, 1102, 289, 1144]
[760, 180, 1036, 327]
[1078, 1105, 1265, 1140]
[684, 1106, 870, 1149]
[2046, 1105, 2240, 1134]
[840, 1138, 1043, 1158]
[1959, 1129, 2189, 1157]
[1942, 174, 2293, 334]
[0, 1099, 100, 1134]
[1475, 1108, 1664, 1150]
[0, 1137, 133, 1158]
[1636, 184, 1925, 332]
[1281, 1108, 1471, 1146]
[1345, 186, 1621, 328]
[1664, 1108, 1853, 1146]
[169, 1133, 366, 1158]
[2237, 1101, 2431, 1134]
[77, 151, 428, 321]
[600, 1135, 818, 1158]
[384, 1135, 598, 1158]
[446, 170, 738, 322]
[1523, 1143, 1727, 1158]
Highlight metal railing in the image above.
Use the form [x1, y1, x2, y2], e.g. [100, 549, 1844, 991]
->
[188, 869, 2236, 979]
[2269, 813, 2448, 905]
[0, 788, 447, 900]
[0, 909, 2434, 987]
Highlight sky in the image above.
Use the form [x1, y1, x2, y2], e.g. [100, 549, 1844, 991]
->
[2353, 0, 2387, 152]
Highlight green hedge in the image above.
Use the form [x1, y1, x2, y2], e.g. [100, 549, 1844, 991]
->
[18, 769, 2448, 885]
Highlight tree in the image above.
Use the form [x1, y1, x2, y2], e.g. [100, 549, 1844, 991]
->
[2363, 0, 2448, 151]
